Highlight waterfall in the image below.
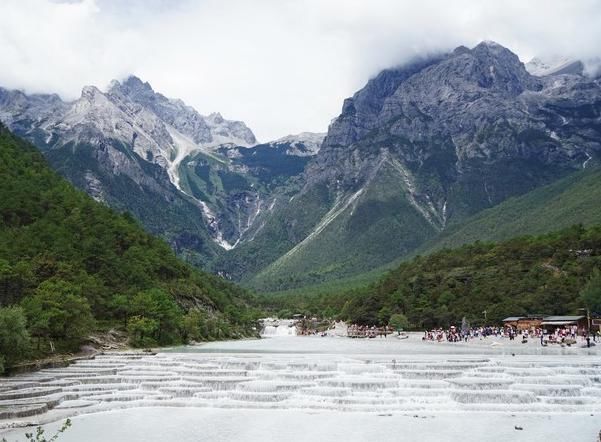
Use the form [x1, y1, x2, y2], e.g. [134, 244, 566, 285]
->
[260, 319, 297, 337]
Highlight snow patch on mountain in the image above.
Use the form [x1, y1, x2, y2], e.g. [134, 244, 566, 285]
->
[526, 57, 584, 77]
[204, 112, 257, 148]
[165, 125, 227, 190]
[271, 132, 326, 156]
[0, 76, 258, 250]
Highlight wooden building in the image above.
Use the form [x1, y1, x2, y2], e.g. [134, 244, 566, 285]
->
[540, 316, 587, 333]
[502, 317, 521, 329]
[502, 316, 543, 331]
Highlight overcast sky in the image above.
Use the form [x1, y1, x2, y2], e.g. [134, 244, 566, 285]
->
[1, 0, 600, 141]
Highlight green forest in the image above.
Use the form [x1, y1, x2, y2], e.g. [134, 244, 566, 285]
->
[263, 224, 601, 329]
[0, 124, 261, 373]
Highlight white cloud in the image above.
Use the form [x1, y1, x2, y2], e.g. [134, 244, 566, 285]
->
[1, 0, 601, 141]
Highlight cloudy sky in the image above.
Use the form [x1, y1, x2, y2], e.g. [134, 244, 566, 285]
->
[1, 0, 600, 141]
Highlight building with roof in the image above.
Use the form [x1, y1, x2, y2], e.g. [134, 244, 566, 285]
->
[502, 317, 522, 328]
[502, 315, 544, 331]
[540, 316, 587, 333]
[503, 314, 601, 335]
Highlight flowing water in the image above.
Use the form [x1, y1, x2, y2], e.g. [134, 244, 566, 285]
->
[260, 319, 298, 337]
[1, 335, 600, 441]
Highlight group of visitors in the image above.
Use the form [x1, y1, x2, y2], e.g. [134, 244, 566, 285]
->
[539, 326, 599, 346]
[505, 325, 599, 346]
[420, 323, 600, 346]
[347, 324, 394, 338]
[422, 325, 505, 342]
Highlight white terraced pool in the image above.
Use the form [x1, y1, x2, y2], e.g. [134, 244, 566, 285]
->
[1, 335, 600, 441]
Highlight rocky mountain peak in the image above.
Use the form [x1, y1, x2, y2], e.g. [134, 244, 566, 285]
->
[109, 75, 154, 97]
[525, 57, 584, 77]
[0, 75, 264, 254]
[449, 41, 540, 95]
[474, 40, 505, 51]
[73, 85, 115, 120]
[452, 45, 471, 56]
[235, 41, 601, 290]
[123, 75, 153, 90]
[80, 85, 104, 101]
[207, 112, 224, 124]
[324, 55, 443, 147]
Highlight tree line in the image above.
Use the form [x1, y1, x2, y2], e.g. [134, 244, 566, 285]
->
[262, 224, 601, 330]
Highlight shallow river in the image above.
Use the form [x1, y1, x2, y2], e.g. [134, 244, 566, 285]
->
[1, 334, 600, 441]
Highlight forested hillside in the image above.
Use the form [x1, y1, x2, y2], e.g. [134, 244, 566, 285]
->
[0, 124, 259, 372]
[263, 224, 601, 329]
[257, 165, 601, 303]
[420, 167, 601, 255]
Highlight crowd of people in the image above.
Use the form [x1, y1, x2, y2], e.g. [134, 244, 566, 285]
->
[422, 325, 505, 342]
[542, 326, 600, 346]
[421, 324, 600, 346]
[347, 324, 395, 338]
[294, 318, 600, 346]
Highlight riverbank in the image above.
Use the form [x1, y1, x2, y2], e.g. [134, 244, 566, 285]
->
[4, 329, 131, 376]
[6, 351, 101, 376]
[4, 327, 261, 377]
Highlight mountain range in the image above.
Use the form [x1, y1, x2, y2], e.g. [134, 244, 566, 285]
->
[0, 76, 324, 268]
[1, 41, 600, 292]
[226, 42, 601, 290]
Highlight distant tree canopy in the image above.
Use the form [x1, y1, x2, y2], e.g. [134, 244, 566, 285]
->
[0, 306, 30, 371]
[580, 269, 601, 314]
[389, 313, 409, 331]
[21, 280, 94, 343]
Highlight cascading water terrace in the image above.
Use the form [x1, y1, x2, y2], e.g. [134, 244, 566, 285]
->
[1, 342, 600, 430]
[260, 318, 298, 336]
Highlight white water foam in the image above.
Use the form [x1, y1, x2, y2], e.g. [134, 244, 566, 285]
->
[1, 336, 599, 441]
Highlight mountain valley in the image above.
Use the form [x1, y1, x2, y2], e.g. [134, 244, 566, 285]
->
[1, 41, 600, 292]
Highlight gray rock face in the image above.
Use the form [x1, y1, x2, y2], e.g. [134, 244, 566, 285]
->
[108, 77, 255, 147]
[324, 56, 443, 148]
[309, 41, 600, 224]
[204, 112, 257, 147]
[268, 132, 326, 156]
[526, 57, 585, 77]
[0, 75, 257, 174]
[0, 76, 259, 257]
[224, 41, 601, 289]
